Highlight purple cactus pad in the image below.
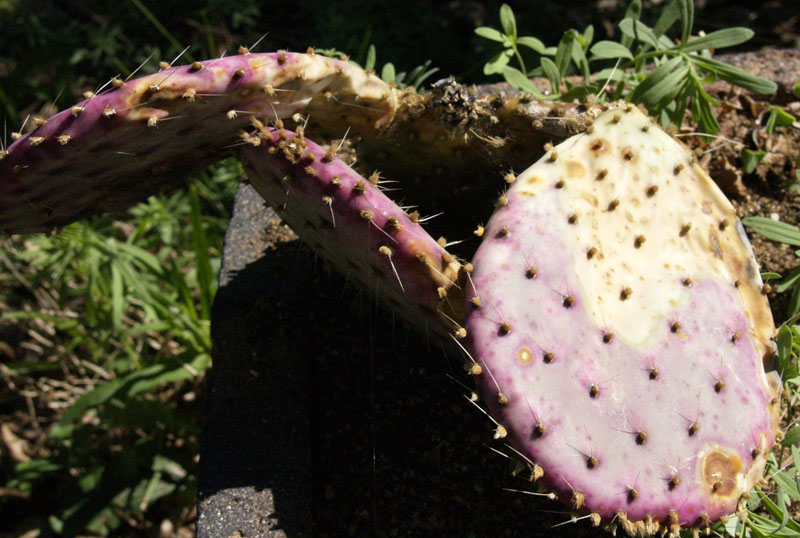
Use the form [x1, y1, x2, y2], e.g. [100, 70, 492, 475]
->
[465, 105, 780, 535]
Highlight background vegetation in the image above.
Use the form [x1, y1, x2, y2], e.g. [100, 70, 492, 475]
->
[0, 1, 798, 536]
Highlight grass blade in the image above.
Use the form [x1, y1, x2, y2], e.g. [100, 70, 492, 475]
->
[742, 217, 800, 247]
[681, 28, 754, 52]
[690, 55, 777, 94]
[189, 186, 213, 319]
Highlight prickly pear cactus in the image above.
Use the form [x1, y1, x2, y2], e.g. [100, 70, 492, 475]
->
[464, 104, 780, 535]
[0, 52, 395, 234]
[0, 45, 783, 534]
[238, 122, 462, 335]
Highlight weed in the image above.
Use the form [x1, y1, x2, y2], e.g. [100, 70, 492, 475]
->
[476, 0, 777, 133]
[0, 159, 237, 534]
[317, 44, 439, 90]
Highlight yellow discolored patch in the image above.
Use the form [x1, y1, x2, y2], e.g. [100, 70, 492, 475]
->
[517, 347, 533, 364]
[566, 160, 586, 178]
[701, 447, 742, 498]
[525, 175, 544, 186]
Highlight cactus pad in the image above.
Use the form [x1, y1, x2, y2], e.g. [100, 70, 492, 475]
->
[238, 123, 462, 335]
[465, 105, 780, 534]
[0, 52, 395, 234]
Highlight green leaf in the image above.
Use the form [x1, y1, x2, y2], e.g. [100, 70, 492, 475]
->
[55, 353, 210, 430]
[629, 56, 683, 103]
[742, 217, 800, 247]
[9, 459, 62, 490]
[741, 148, 767, 174]
[782, 426, 800, 449]
[364, 44, 376, 71]
[653, 0, 681, 37]
[0, 360, 61, 374]
[772, 468, 800, 501]
[594, 66, 626, 82]
[554, 33, 573, 76]
[625, 0, 642, 21]
[761, 272, 783, 281]
[114, 243, 162, 273]
[776, 325, 795, 377]
[569, 35, 590, 80]
[619, 18, 661, 50]
[501, 66, 547, 98]
[189, 186, 213, 320]
[589, 41, 634, 60]
[789, 285, 800, 319]
[582, 24, 594, 47]
[381, 63, 395, 83]
[638, 64, 690, 108]
[681, 28, 754, 52]
[677, 0, 694, 49]
[778, 267, 800, 293]
[152, 455, 187, 481]
[690, 55, 777, 94]
[794, 82, 800, 99]
[475, 26, 506, 42]
[499, 4, 516, 38]
[516, 36, 547, 54]
[690, 81, 721, 133]
[765, 106, 796, 135]
[484, 50, 512, 75]
[540, 57, 561, 94]
[410, 66, 439, 89]
[111, 262, 123, 330]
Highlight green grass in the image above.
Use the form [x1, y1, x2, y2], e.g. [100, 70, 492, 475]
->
[0, 159, 238, 535]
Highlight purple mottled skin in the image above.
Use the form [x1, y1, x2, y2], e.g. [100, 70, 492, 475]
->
[239, 125, 461, 335]
[0, 52, 395, 233]
[464, 106, 779, 534]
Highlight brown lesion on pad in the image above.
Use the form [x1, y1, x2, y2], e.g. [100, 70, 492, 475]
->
[589, 138, 610, 155]
[701, 447, 742, 498]
[709, 233, 723, 259]
[621, 146, 635, 161]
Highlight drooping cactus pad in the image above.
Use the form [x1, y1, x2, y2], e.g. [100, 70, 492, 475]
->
[464, 105, 780, 534]
[0, 52, 396, 234]
[239, 123, 462, 335]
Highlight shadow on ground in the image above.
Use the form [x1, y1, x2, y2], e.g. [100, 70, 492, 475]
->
[198, 185, 600, 537]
